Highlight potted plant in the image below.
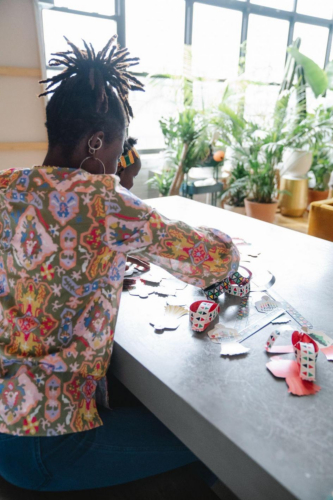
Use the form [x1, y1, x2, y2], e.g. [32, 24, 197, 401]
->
[147, 167, 177, 197]
[215, 104, 283, 222]
[286, 49, 333, 204]
[159, 109, 210, 196]
[244, 162, 279, 223]
[221, 162, 248, 215]
[308, 147, 332, 205]
[220, 132, 280, 223]
[284, 106, 333, 205]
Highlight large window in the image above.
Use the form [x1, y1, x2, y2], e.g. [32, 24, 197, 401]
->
[293, 23, 329, 68]
[54, 0, 115, 15]
[297, 0, 333, 19]
[126, 0, 185, 76]
[245, 15, 289, 84]
[250, 0, 293, 10]
[192, 4, 242, 81]
[42, 10, 117, 61]
[36, 0, 333, 152]
[125, 0, 185, 149]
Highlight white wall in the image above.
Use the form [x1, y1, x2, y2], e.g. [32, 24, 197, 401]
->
[0, 0, 47, 169]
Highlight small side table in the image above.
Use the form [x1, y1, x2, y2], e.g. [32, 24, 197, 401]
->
[180, 181, 223, 206]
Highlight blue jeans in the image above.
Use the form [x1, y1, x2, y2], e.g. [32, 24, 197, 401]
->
[0, 404, 200, 491]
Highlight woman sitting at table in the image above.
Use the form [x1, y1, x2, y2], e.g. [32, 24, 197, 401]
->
[0, 36, 239, 492]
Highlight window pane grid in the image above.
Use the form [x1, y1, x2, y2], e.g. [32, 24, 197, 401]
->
[297, 0, 333, 20]
[245, 14, 290, 83]
[54, 0, 115, 16]
[42, 10, 117, 63]
[294, 22, 329, 68]
[37, 0, 333, 151]
[192, 4, 242, 80]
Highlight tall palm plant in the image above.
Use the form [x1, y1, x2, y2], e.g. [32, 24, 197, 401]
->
[215, 104, 285, 204]
[160, 108, 210, 196]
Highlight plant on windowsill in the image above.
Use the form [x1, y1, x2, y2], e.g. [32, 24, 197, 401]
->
[215, 103, 284, 222]
[308, 148, 332, 204]
[285, 105, 333, 204]
[243, 162, 279, 223]
[146, 167, 177, 197]
[159, 108, 210, 196]
[225, 132, 281, 222]
[286, 47, 333, 190]
[232, 141, 280, 223]
[220, 162, 248, 215]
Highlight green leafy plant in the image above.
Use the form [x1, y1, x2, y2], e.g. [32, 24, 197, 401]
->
[230, 143, 278, 204]
[159, 108, 210, 195]
[310, 147, 333, 191]
[285, 105, 333, 148]
[282, 49, 333, 189]
[215, 106, 283, 204]
[283, 105, 333, 189]
[288, 46, 333, 98]
[288, 47, 329, 97]
[147, 168, 176, 197]
[221, 162, 249, 207]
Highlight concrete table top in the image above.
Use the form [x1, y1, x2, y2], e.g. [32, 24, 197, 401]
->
[112, 196, 333, 500]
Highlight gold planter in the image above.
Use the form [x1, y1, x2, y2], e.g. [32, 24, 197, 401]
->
[279, 176, 308, 217]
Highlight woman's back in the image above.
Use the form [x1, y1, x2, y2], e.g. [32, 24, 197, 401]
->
[0, 166, 154, 435]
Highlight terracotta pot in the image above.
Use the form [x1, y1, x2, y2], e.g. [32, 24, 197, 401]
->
[307, 189, 329, 210]
[223, 204, 246, 215]
[245, 199, 278, 223]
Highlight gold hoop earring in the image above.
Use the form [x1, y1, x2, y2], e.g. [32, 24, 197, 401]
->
[88, 136, 102, 155]
[79, 135, 106, 174]
[79, 157, 106, 174]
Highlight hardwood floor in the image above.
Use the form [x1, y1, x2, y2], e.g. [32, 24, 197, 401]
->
[274, 211, 309, 234]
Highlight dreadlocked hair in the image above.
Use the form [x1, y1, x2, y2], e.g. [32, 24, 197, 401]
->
[39, 35, 144, 155]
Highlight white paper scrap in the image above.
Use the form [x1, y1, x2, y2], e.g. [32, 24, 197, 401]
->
[220, 342, 250, 356]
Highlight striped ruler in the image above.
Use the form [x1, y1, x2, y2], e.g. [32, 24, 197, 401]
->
[268, 290, 313, 329]
[239, 308, 285, 343]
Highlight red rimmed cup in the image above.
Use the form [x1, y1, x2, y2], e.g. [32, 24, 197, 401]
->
[189, 300, 220, 333]
[292, 331, 319, 362]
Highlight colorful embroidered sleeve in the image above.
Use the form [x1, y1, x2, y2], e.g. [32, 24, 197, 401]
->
[0, 167, 238, 438]
[112, 185, 240, 288]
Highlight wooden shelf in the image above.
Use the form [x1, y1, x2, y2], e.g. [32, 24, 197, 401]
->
[0, 66, 41, 78]
[0, 142, 47, 152]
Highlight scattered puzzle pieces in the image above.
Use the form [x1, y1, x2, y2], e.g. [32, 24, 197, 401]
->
[255, 295, 281, 313]
[150, 305, 188, 332]
[129, 283, 156, 299]
[208, 324, 240, 344]
[220, 342, 250, 356]
[266, 357, 321, 396]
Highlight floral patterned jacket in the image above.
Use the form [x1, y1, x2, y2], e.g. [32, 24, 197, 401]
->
[0, 167, 239, 436]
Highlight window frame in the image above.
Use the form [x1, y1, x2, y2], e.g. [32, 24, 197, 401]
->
[35, 0, 333, 154]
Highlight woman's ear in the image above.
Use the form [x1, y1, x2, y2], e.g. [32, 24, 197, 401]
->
[89, 131, 105, 151]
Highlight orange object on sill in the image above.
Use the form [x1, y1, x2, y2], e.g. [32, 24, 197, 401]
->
[213, 150, 225, 162]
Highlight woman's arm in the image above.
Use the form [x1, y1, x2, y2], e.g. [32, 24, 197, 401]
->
[129, 208, 239, 288]
[107, 181, 239, 289]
